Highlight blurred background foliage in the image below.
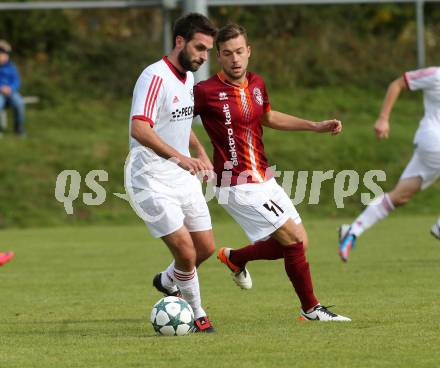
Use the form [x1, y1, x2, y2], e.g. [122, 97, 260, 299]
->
[0, 4, 439, 100]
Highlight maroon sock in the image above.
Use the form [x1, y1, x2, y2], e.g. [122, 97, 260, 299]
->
[229, 238, 284, 268]
[283, 242, 319, 312]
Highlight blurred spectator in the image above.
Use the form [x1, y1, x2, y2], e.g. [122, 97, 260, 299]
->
[0, 40, 25, 136]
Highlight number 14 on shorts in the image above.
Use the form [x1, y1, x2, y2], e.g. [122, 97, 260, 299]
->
[263, 200, 284, 217]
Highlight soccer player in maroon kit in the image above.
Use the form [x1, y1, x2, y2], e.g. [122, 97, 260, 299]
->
[194, 24, 351, 321]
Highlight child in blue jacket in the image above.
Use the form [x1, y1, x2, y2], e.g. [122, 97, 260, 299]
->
[0, 40, 25, 136]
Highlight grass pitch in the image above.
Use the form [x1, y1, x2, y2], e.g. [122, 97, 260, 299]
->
[1, 216, 439, 368]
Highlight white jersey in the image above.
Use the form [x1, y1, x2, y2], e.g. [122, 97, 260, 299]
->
[129, 56, 195, 183]
[404, 67, 440, 152]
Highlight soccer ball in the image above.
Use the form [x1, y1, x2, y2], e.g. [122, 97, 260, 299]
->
[150, 296, 194, 336]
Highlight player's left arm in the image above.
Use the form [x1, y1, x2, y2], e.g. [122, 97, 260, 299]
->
[262, 110, 342, 135]
[189, 130, 213, 171]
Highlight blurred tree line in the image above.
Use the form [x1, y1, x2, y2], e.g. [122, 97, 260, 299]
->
[0, 4, 440, 100]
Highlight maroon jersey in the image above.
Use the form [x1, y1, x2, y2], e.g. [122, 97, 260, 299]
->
[194, 71, 273, 186]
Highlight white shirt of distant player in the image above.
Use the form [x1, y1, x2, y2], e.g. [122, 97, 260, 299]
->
[129, 58, 195, 183]
[404, 66, 440, 152]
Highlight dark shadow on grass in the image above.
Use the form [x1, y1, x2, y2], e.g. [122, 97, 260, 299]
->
[0, 317, 161, 338]
[1, 318, 206, 339]
[0, 318, 143, 325]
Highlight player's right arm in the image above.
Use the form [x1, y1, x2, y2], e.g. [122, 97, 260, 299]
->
[130, 71, 207, 174]
[131, 121, 207, 174]
[374, 76, 407, 140]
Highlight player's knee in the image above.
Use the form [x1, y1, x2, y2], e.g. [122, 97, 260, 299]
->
[276, 217, 309, 246]
[274, 223, 297, 245]
[289, 226, 307, 247]
[207, 243, 215, 257]
[293, 235, 307, 248]
[279, 232, 306, 247]
[175, 246, 197, 269]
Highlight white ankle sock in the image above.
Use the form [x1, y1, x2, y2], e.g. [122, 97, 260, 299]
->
[160, 261, 176, 289]
[350, 193, 395, 237]
[173, 267, 206, 319]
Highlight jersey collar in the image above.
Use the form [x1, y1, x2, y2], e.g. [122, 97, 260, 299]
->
[217, 70, 248, 89]
[163, 56, 187, 84]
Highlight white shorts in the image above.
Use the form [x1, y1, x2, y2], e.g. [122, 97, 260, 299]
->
[125, 163, 212, 238]
[214, 178, 301, 243]
[400, 149, 440, 190]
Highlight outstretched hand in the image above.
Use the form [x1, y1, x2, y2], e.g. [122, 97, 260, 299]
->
[374, 117, 390, 139]
[315, 119, 342, 135]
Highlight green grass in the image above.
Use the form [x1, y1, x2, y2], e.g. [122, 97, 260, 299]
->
[1, 216, 439, 367]
[0, 86, 439, 228]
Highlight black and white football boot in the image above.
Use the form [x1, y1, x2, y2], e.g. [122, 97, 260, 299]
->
[300, 305, 351, 322]
[152, 272, 182, 298]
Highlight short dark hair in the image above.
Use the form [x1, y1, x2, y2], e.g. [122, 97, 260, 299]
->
[216, 24, 248, 50]
[172, 13, 217, 48]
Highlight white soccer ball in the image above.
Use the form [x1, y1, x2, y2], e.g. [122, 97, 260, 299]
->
[150, 296, 194, 336]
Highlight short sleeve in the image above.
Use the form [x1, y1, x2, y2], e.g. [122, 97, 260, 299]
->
[262, 81, 271, 113]
[130, 71, 164, 127]
[404, 67, 439, 91]
[193, 83, 205, 117]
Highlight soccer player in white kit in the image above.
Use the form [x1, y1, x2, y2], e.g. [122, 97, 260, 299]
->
[339, 67, 440, 262]
[125, 13, 217, 332]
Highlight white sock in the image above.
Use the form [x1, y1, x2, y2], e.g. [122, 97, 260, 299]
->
[173, 267, 206, 319]
[160, 261, 176, 289]
[434, 217, 440, 232]
[350, 193, 395, 237]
